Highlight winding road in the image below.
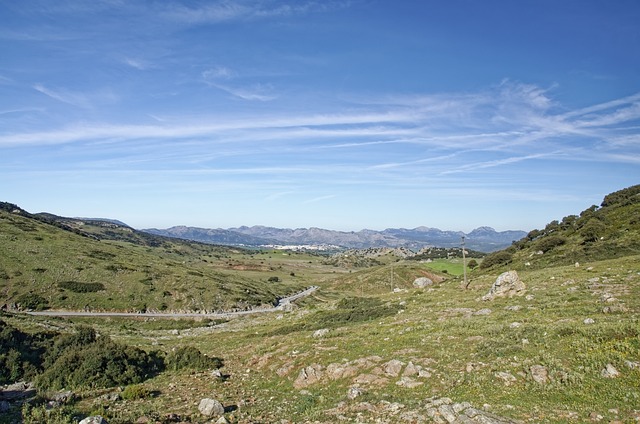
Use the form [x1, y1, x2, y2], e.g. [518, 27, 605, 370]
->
[25, 286, 319, 319]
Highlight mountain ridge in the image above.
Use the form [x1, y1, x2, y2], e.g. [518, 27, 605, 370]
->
[145, 224, 526, 252]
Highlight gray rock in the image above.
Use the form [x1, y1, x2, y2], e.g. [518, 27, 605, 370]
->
[198, 398, 225, 417]
[312, 328, 329, 338]
[293, 364, 324, 388]
[382, 359, 405, 377]
[79, 417, 109, 424]
[481, 271, 526, 301]
[601, 363, 620, 378]
[413, 277, 433, 288]
[347, 386, 365, 400]
[530, 365, 549, 384]
[495, 371, 517, 386]
[51, 391, 75, 404]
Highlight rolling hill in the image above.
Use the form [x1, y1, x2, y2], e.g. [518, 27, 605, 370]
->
[0, 202, 308, 313]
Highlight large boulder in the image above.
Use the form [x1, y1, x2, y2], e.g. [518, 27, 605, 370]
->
[413, 277, 433, 288]
[481, 271, 526, 301]
[198, 398, 225, 417]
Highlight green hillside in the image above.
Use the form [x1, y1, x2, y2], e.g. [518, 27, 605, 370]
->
[480, 184, 640, 271]
[0, 203, 308, 312]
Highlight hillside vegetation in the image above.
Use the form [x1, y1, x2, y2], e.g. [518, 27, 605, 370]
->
[480, 184, 640, 271]
[0, 187, 639, 423]
[0, 203, 310, 312]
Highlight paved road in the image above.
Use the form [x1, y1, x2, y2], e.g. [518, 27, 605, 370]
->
[26, 286, 319, 319]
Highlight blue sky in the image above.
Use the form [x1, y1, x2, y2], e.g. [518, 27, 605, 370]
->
[1, 0, 639, 232]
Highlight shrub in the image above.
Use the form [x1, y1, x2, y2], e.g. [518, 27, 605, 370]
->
[121, 383, 150, 400]
[165, 346, 223, 372]
[37, 334, 162, 390]
[535, 235, 567, 253]
[15, 293, 49, 310]
[58, 281, 105, 293]
[479, 251, 513, 269]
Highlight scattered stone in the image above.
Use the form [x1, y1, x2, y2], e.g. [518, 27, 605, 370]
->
[312, 328, 329, 338]
[276, 363, 295, 377]
[51, 391, 75, 404]
[396, 376, 423, 388]
[530, 365, 549, 384]
[79, 417, 108, 424]
[601, 363, 620, 378]
[353, 373, 389, 386]
[525, 294, 535, 301]
[382, 359, 404, 377]
[215, 416, 230, 424]
[509, 322, 522, 328]
[583, 318, 595, 324]
[402, 361, 420, 377]
[589, 411, 604, 421]
[424, 397, 519, 423]
[99, 392, 121, 402]
[481, 271, 526, 301]
[624, 360, 639, 369]
[504, 305, 522, 311]
[326, 363, 359, 380]
[495, 371, 517, 386]
[413, 277, 433, 288]
[198, 398, 225, 417]
[293, 364, 324, 388]
[474, 308, 492, 316]
[346, 386, 365, 400]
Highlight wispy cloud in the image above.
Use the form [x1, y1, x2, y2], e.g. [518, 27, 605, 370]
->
[161, 0, 351, 24]
[123, 57, 152, 70]
[202, 66, 276, 101]
[3, 83, 639, 178]
[33, 84, 91, 108]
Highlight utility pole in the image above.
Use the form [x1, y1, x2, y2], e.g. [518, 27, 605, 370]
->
[462, 236, 468, 289]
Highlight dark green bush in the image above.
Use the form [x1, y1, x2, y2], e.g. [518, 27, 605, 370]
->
[15, 293, 49, 310]
[121, 383, 150, 400]
[165, 346, 223, 372]
[535, 235, 567, 253]
[58, 281, 105, 293]
[0, 319, 53, 384]
[479, 251, 513, 269]
[36, 337, 162, 390]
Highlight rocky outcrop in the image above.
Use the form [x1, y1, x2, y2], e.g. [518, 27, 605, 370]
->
[424, 397, 520, 423]
[481, 271, 526, 301]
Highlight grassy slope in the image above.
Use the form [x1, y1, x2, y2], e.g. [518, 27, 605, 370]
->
[0, 208, 314, 312]
[11, 254, 634, 423]
[1, 187, 639, 422]
[482, 184, 640, 271]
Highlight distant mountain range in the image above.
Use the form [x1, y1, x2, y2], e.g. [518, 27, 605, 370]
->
[143, 225, 527, 252]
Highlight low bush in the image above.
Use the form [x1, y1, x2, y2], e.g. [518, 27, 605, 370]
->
[165, 346, 223, 371]
[121, 383, 150, 400]
[36, 338, 162, 390]
[58, 281, 105, 293]
[15, 293, 49, 310]
[479, 251, 513, 269]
